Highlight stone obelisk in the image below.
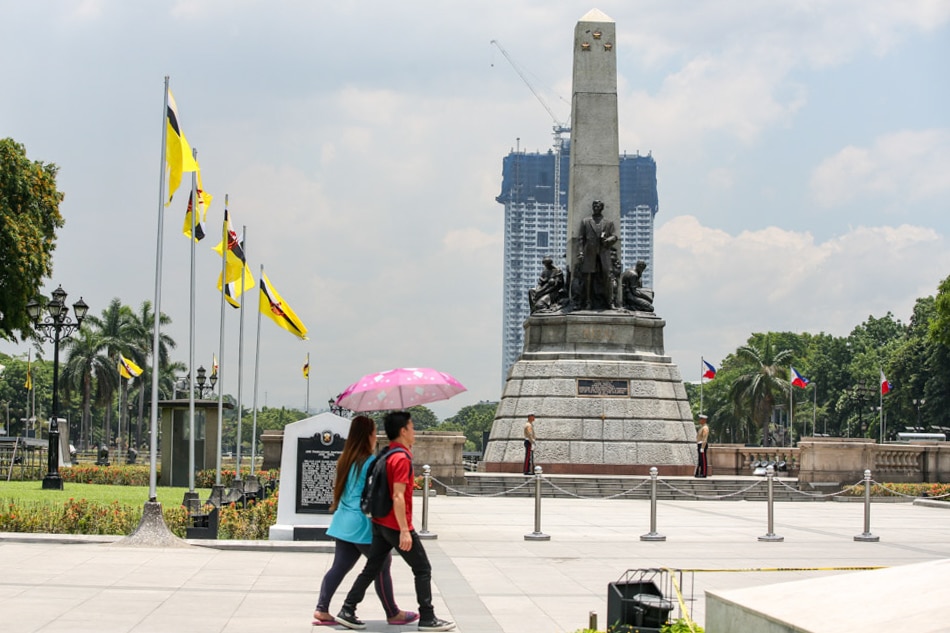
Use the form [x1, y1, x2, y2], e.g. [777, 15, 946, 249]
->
[566, 8, 620, 284]
[482, 9, 696, 475]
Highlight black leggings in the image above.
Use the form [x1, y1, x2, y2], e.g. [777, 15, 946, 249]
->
[316, 539, 398, 618]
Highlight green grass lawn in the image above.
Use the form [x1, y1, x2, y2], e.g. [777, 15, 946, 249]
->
[0, 481, 210, 506]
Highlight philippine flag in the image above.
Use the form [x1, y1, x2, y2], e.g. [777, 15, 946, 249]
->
[791, 367, 810, 389]
[702, 359, 717, 380]
[880, 369, 892, 395]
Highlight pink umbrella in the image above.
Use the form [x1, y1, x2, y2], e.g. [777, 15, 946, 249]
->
[335, 368, 467, 412]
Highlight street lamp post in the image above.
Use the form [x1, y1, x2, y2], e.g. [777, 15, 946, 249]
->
[194, 366, 217, 399]
[912, 398, 926, 431]
[26, 285, 88, 491]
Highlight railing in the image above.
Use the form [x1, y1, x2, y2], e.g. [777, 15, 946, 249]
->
[709, 444, 799, 476]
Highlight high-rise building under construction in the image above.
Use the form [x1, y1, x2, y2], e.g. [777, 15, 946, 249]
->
[496, 145, 659, 381]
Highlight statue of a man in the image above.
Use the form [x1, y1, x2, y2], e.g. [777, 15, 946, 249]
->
[621, 260, 655, 312]
[576, 200, 618, 310]
[529, 257, 566, 313]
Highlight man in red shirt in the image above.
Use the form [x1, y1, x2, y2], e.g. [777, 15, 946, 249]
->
[335, 411, 455, 632]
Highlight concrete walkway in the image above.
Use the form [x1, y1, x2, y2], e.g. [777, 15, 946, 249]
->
[1, 495, 948, 633]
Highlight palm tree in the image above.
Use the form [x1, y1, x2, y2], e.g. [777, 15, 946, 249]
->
[84, 298, 142, 449]
[129, 301, 177, 447]
[729, 336, 793, 446]
[61, 328, 114, 450]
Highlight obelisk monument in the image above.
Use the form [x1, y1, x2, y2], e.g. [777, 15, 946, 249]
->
[482, 9, 696, 475]
[566, 8, 620, 288]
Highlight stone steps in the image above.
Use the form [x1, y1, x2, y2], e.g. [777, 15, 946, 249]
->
[448, 473, 820, 502]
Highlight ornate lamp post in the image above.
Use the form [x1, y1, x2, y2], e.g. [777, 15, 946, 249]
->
[194, 365, 217, 399]
[26, 285, 88, 491]
[912, 398, 926, 431]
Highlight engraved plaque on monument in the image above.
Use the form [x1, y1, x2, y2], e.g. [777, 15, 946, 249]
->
[577, 379, 630, 397]
[295, 431, 345, 514]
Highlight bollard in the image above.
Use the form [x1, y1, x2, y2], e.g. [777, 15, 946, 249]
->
[418, 464, 437, 540]
[589, 611, 597, 631]
[854, 469, 880, 542]
[524, 465, 551, 541]
[758, 465, 784, 542]
[640, 466, 666, 541]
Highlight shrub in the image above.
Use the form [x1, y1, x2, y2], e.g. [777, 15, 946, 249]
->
[61, 465, 153, 486]
[0, 494, 278, 539]
[194, 468, 280, 490]
[846, 482, 950, 499]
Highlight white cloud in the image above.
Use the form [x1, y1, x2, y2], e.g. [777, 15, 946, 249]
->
[810, 129, 950, 207]
[657, 216, 948, 373]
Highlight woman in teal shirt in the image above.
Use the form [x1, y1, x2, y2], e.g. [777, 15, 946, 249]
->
[313, 416, 418, 626]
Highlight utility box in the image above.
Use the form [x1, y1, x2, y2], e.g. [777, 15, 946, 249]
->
[159, 400, 231, 487]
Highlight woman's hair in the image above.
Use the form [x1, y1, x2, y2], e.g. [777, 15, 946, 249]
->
[330, 415, 377, 511]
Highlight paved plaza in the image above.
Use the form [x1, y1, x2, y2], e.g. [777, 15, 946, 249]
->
[1, 492, 949, 633]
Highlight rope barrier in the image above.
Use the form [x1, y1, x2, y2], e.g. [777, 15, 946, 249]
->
[542, 476, 651, 500]
[774, 477, 863, 499]
[659, 478, 763, 500]
[429, 475, 534, 498]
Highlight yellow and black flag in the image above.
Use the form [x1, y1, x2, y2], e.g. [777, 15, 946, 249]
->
[303, 355, 310, 379]
[213, 209, 254, 301]
[118, 354, 144, 380]
[260, 272, 308, 340]
[165, 88, 198, 205]
[24, 351, 32, 391]
[183, 165, 212, 241]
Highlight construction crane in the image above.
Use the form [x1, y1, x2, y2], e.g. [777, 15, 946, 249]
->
[491, 39, 571, 231]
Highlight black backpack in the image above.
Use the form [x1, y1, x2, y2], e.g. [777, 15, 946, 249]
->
[360, 446, 409, 518]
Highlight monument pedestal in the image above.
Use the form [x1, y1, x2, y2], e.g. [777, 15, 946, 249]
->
[483, 312, 696, 475]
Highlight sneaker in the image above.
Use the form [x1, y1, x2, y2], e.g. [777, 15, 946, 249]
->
[334, 607, 366, 630]
[418, 617, 455, 631]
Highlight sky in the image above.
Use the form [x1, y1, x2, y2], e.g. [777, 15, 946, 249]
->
[2, 1, 949, 419]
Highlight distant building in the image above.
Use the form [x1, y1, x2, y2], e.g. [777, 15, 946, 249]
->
[497, 145, 658, 381]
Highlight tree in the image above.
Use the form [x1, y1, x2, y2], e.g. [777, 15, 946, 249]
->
[61, 328, 113, 449]
[441, 401, 498, 451]
[931, 274, 950, 348]
[729, 335, 793, 446]
[129, 300, 176, 447]
[0, 138, 64, 341]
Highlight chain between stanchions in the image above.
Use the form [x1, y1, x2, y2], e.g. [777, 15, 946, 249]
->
[429, 475, 534, 497]
[774, 477, 864, 499]
[863, 479, 950, 500]
[542, 477, 652, 500]
[659, 478, 764, 500]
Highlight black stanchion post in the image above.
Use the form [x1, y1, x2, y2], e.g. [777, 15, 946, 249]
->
[854, 469, 880, 542]
[524, 465, 550, 541]
[418, 464, 437, 540]
[758, 465, 784, 542]
[640, 466, 666, 541]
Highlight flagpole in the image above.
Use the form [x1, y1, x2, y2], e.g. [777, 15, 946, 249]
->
[250, 264, 264, 477]
[879, 370, 884, 444]
[215, 195, 228, 487]
[234, 225, 248, 483]
[813, 382, 817, 437]
[147, 76, 170, 502]
[699, 357, 704, 416]
[306, 352, 310, 414]
[187, 148, 198, 496]
[788, 373, 793, 447]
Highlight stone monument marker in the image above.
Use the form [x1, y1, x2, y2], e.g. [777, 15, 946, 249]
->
[269, 411, 350, 541]
[482, 9, 696, 475]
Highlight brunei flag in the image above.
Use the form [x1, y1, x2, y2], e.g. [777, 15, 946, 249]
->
[213, 209, 254, 299]
[223, 280, 242, 308]
[211, 354, 219, 379]
[165, 88, 198, 205]
[118, 354, 144, 380]
[303, 357, 310, 379]
[24, 352, 32, 391]
[260, 272, 308, 340]
[183, 165, 212, 241]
